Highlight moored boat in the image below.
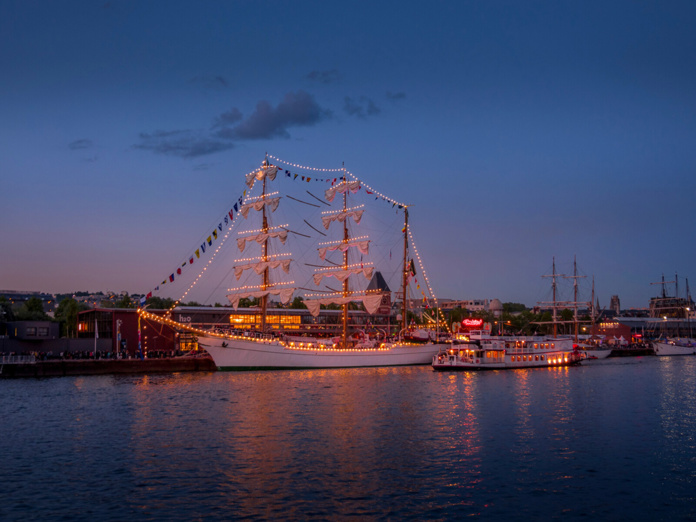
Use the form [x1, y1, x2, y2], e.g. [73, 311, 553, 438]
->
[432, 331, 582, 371]
[653, 338, 696, 356]
[576, 343, 612, 360]
[142, 155, 447, 369]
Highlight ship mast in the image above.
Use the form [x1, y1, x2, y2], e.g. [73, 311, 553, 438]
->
[542, 257, 560, 337]
[260, 157, 270, 331]
[401, 207, 409, 334]
[341, 165, 349, 349]
[563, 255, 585, 343]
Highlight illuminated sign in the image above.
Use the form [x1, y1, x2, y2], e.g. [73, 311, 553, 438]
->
[461, 318, 484, 329]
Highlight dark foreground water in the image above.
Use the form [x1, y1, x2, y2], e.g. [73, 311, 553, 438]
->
[2, 356, 696, 521]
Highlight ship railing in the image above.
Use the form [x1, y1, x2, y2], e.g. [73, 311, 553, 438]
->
[0, 355, 37, 365]
[212, 327, 278, 342]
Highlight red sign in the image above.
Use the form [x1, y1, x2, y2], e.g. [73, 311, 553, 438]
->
[461, 318, 484, 329]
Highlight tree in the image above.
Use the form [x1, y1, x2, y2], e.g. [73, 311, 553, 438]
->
[503, 302, 527, 314]
[446, 307, 466, 326]
[114, 294, 135, 308]
[0, 296, 15, 322]
[146, 296, 176, 309]
[55, 298, 90, 337]
[291, 296, 307, 309]
[15, 297, 50, 321]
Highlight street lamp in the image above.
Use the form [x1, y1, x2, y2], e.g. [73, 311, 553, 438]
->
[687, 308, 692, 339]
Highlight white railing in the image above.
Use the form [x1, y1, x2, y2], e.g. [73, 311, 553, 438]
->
[1, 355, 37, 365]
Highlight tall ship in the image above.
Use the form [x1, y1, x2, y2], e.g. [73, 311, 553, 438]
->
[649, 274, 695, 356]
[139, 156, 446, 369]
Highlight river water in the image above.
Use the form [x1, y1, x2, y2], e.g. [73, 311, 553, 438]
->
[2, 356, 695, 520]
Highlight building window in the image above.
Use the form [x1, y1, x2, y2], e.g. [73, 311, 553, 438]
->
[38, 327, 49, 336]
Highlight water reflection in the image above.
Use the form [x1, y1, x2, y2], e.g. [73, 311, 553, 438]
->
[4, 361, 696, 519]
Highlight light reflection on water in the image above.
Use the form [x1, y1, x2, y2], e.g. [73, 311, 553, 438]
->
[2, 359, 696, 519]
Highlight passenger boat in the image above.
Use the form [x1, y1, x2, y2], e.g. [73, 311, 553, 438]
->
[141, 155, 446, 369]
[653, 338, 696, 356]
[432, 330, 582, 371]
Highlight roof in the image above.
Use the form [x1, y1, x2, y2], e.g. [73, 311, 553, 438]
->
[366, 271, 391, 292]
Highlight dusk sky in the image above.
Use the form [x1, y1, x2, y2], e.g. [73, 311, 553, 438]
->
[2, 1, 695, 309]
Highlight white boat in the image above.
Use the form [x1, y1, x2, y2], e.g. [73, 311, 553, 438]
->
[144, 156, 446, 369]
[432, 331, 582, 371]
[653, 338, 696, 356]
[576, 343, 612, 360]
[199, 333, 442, 369]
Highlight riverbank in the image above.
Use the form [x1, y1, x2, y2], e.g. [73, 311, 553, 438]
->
[0, 356, 216, 378]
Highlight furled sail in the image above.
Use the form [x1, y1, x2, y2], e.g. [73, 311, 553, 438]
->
[313, 266, 374, 286]
[304, 294, 383, 317]
[227, 287, 295, 310]
[245, 165, 278, 188]
[236, 229, 288, 253]
[234, 259, 292, 280]
[324, 180, 360, 202]
[321, 209, 364, 230]
[318, 240, 370, 261]
[239, 197, 280, 219]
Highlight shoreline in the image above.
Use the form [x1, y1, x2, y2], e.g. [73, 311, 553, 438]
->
[0, 356, 217, 378]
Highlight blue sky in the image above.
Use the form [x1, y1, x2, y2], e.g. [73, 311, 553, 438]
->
[1, 1, 695, 308]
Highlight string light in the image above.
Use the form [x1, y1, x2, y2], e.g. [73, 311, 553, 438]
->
[315, 262, 374, 272]
[233, 253, 292, 263]
[318, 235, 369, 246]
[245, 191, 279, 202]
[268, 154, 345, 172]
[166, 207, 242, 313]
[345, 170, 409, 208]
[407, 226, 451, 334]
[322, 205, 364, 215]
[240, 224, 289, 235]
[227, 282, 295, 292]
[304, 289, 382, 298]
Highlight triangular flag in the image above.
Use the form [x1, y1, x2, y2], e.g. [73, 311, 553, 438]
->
[195, 249, 200, 259]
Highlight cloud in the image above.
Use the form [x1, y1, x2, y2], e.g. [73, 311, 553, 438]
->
[134, 129, 234, 158]
[191, 75, 229, 89]
[343, 96, 381, 118]
[386, 91, 406, 101]
[135, 91, 331, 158]
[216, 90, 330, 140]
[212, 108, 243, 128]
[306, 69, 341, 84]
[68, 139, 94, 150]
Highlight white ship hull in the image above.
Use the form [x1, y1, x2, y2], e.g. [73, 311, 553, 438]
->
[199, 334, 445, 369]
[653, 340, 696, 356]
[579, 348, 612, 359]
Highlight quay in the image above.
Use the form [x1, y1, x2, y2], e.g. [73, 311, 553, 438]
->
[0, 355, 216, 379]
